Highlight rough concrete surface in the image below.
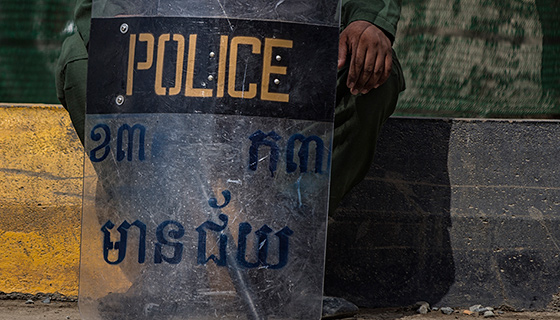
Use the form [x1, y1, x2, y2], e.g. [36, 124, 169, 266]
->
[0, 300, 559, 320]
[0, 104, 83, 297]
[0, 300, 79, 320]
[325, 118, 560, 310]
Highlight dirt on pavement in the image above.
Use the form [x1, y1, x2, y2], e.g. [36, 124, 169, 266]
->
[0, 300, 80, 320]
[350, 307, 560, 320]
[0, 300, 559, 320]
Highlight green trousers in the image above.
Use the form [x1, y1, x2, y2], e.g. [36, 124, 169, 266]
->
[56, 35, 404, 213]
[330, 51, 405, 211]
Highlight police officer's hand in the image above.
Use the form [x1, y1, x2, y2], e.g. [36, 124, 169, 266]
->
[338, 20, 392, 95]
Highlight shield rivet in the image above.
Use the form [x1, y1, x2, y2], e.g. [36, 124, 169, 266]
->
[274, 79, 280, 85]
[115, 95, 125, 105]
[276, 55, 282, 62]
[120, 23, 129, 34]
[209, 52, 216, 58]
[208, 75, 214, 81]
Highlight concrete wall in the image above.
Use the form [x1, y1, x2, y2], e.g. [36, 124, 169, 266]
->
[3, 105, 560, 310]
[324, 117, 560, 310]
[0, 104, 82, 297]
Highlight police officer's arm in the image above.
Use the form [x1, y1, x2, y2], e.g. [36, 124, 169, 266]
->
[338, 0, 401, 95]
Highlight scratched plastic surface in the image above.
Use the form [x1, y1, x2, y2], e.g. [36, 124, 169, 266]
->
[81, 1, 339, 319]
[92, 0, 338, 26]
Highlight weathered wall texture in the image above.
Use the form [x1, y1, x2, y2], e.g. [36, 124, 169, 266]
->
[0, 104, 83, 297]
[325, 117, 560, 310]
[3, 106, 560, 310]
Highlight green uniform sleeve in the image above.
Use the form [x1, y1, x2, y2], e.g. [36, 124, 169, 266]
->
[341, 0, 401, 41]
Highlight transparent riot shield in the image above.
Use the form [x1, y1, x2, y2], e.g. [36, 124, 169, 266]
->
[81, 1, 339, 319]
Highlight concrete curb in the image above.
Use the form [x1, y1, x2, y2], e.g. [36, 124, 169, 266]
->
[0, 104, 82, 297]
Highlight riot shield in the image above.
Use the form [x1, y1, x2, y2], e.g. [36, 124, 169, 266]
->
[81, 1, 339, 319]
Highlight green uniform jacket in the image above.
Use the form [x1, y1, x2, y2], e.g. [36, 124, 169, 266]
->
[341, 0, 401, 42]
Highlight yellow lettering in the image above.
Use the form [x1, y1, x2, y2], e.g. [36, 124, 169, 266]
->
[261, 38, 292, 102]
[228, 36, 261, 99]
[155, 34, 170, 96]
[168, 34, 185, 96]
[137, 33, 154, 70]
[128, 33, 154, 95]
[216, 35, 228, 98]
[185, 34, 213, 97]
[126, 34, 137, 96]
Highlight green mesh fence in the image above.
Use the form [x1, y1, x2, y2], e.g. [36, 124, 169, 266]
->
[1, 0, 559, 117]
[0, 0, 74, 104]
[394, 0, 560, 117]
